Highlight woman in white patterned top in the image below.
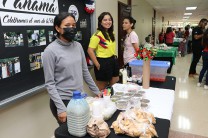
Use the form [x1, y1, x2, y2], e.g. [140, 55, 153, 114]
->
[122, 16, 139, 66]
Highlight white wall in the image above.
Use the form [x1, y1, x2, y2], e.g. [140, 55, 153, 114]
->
[94, 0, 119, 54]
[132, 0, 154, 44]
[155, 11, 163, 42]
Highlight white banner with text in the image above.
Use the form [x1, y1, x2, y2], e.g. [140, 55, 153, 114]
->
[0, 11, 55, 26]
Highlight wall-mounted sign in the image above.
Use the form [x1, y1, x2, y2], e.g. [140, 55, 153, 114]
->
[68, 5, 79, 22]
[0, 11, 55, 26]
[0, 0, 59, 14]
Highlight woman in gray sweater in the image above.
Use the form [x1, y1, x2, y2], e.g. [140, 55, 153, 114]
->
[42, 12, 101, 125]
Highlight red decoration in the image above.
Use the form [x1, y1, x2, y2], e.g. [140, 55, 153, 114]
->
[135, 44, 157, 61]
[84, 0, 95, 14]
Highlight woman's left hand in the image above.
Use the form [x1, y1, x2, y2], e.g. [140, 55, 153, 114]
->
[97, 92, 103, 98]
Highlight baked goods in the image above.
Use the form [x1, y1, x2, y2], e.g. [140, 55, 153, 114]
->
[111, 108, 158, 137]
[87, 117, 110, 138]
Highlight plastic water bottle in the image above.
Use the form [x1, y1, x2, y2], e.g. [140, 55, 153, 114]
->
[67, 91, 90, 137]
[122, 68, 128, 84]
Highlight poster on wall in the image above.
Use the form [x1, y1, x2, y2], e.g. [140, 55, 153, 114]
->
[0, 57, 21, 80]
[4, 32, 24, 47]
[27, 29, 46, 47]
[48, 31, 54, 43]
[0, 0, 92, 102]
[29, 52, 43, 71]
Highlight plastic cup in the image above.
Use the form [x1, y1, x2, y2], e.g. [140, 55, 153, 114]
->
[130, 97, 141, 108]
[134, 93, 143, 100]
[92, 101, 102, 117]
[115, 92, 124, 96]
[116, 100, 129, 110]
[110, 95, 120, 102]
[120, 95, 131, 101]
[123, 92, 134, 97]
[103, 95, 111, 101]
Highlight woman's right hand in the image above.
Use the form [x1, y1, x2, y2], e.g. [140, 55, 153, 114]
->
[58, 112, 67, 123]
[95, 63, 100, 70]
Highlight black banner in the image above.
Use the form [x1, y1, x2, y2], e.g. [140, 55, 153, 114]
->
[0, 0, 91, 101]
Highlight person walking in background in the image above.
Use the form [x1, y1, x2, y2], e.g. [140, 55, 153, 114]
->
[197, 29, 208, 89]
[184, 26, 190, 55]
[177, 28, 183, 38]
[187, 25, 193, 54]
[165, 27, 175, 46]
[122, 16, 139, 66]
[189, 18, 208, 77]
[159, 30, 165, 44]
[42, 12, 101, 125]
[88, 12, 119, 90]
[178, 34, 187, 57]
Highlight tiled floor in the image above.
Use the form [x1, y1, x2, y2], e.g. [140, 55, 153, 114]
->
[169, 130, 208, 138]
[169, 54, 208, 137]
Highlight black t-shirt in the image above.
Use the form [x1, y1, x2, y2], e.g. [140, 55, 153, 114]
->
[192, 26, 203, 46]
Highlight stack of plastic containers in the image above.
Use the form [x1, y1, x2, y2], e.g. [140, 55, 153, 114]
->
[67, 91, 90, 137]
[129, 60, 170, 82]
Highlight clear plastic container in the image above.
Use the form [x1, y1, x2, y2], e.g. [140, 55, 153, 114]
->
[67, 91, 90, 137]
[116, 100, 129, 110]
[123, 92, 134, 97]
[129, 60, 170, 82]
[137, 90, 145, 95]
[120, 95, 131, 101]
[110, 95, 120, 102]
[115, 91, 124, 96]
[130, 97, 141, 108]
[134, 93, 143, 99]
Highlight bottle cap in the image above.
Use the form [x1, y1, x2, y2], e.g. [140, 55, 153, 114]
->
[73, 91, 82, 99]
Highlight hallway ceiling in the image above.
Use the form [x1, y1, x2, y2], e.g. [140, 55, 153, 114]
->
[145, 0, 208, 24]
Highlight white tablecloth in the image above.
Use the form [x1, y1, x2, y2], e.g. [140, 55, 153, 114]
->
[143, 87, 174, 120]
[112, 83, 175, 120]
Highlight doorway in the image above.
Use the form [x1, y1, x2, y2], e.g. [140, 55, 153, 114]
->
[118, 1, 131, 69]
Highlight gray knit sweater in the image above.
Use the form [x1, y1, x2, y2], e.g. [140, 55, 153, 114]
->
[42, 38, 99, 114]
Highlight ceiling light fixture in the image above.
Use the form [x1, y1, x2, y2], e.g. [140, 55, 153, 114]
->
[184, 13, 192, 15]
[186, 7, 197, 10]
[183, 16, 189, 19]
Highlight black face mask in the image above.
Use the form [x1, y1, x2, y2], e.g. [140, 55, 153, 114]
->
[62, 27, 77, 41]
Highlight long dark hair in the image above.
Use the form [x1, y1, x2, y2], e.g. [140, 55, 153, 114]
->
[97, 12, 115, 42]
[53, 12, 75, 37]
[203, 29, 208, 48]
[123, 16, 136, 29]
[166, 27, 173, 34]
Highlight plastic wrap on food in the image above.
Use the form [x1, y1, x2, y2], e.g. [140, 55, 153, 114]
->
[87, 116, 110, 138]
[86, 97, 117, 121]
[111, 108, 158, 137]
